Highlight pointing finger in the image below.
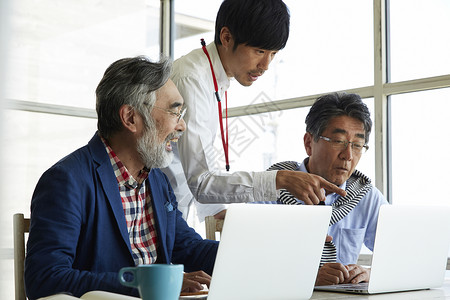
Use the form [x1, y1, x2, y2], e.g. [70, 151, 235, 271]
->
[322, 180, 346, 197]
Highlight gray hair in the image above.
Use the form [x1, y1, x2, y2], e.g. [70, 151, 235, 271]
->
[95, 55, 172, 139]
[305, 92, 372, 144]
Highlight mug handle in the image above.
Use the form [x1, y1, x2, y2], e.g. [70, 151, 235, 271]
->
[118, 267, 137, 288]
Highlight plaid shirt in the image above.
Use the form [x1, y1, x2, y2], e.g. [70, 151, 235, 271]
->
[103, 139, 158, 265]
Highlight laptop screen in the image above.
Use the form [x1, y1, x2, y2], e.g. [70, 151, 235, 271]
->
[208, 204, 332, 300]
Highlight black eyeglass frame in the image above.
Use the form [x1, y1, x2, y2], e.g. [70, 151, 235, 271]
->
[318, 135, 369, 154]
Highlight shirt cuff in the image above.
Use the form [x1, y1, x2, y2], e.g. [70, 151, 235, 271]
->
[253, 170, 278, 202]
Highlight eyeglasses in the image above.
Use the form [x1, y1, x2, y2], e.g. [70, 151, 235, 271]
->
[318, 135, 369, 154]
[153, 106, 187, 123]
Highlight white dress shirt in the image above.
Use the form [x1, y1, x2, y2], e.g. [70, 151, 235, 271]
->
[161, 42, 278, 221]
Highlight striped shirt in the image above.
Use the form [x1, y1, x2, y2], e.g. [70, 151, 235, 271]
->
[103, 139, 158, 265]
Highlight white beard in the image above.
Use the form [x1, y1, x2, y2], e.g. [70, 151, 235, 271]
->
[136, 118, 174, 169]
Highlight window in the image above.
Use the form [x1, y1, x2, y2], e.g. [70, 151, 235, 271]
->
[229, 0, 374, 105]
[390, 0, 450, 81]
[173, 1, 220, 59]
[6, 0, 161, 109]
[390, 88, 450, 205]
[2, 110, 97, 214]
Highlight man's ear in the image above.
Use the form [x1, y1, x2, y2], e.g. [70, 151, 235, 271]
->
[304, 132, 313, 156]
[119, 104, 138, 133]
[219, 27, 234, 49]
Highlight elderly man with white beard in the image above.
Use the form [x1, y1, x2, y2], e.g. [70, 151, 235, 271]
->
[24, 56, 219, 300]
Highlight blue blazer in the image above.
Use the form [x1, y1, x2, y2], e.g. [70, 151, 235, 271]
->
[24, 133, 218, 300]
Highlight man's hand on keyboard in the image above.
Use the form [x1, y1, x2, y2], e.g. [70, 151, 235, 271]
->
[315, 263, 370, 286]
[343, 264, 370, 284]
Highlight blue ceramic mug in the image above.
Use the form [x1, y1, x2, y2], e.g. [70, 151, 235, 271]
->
[119, 264, 184, 300]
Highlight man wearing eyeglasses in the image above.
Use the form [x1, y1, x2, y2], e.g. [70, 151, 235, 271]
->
[268, 92, 388, 286]
[24, 56, 218, 299]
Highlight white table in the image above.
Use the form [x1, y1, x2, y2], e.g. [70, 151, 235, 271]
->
[311, 279, 450, 299]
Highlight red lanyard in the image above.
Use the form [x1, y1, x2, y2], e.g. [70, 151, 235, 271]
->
[201, 38, 230, 171]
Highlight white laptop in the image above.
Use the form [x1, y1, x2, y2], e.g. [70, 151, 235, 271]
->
[205, 203, 332, 300]
[315, 204, 450, 295]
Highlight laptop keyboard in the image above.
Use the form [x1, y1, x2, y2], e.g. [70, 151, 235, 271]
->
[335, 282, 369, 289]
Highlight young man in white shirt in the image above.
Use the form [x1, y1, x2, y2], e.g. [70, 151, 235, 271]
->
[162, 0, 346, 222]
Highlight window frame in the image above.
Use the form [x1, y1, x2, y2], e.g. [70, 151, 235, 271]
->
[4, 0, 450, 202]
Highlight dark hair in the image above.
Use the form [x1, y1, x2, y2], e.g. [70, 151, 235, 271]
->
[96, 55, 172, 139]
[214, 0, 290, 51]
[305, 92, 372, 144]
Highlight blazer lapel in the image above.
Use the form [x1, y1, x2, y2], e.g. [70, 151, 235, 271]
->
[88, 134, 132, 254]
[149, 170, 170, 263]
